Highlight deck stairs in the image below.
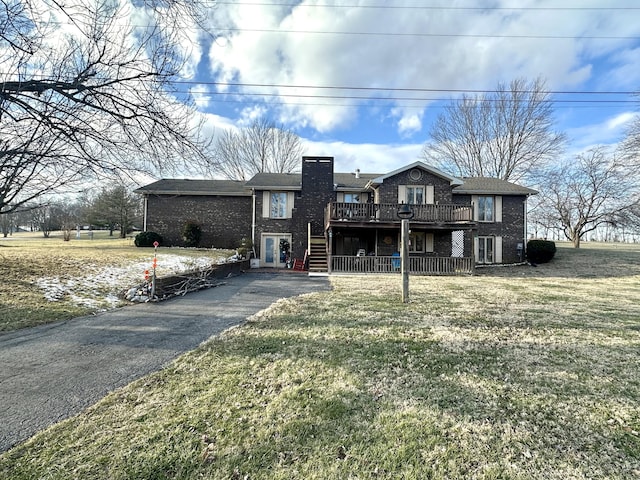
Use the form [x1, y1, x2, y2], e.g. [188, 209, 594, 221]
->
[308, 236, 328, 273]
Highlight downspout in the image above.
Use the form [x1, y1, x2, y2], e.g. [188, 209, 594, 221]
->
[523, 196, 529, 258]
[143, 195, 148, 231]
[251, 189, 256, 256]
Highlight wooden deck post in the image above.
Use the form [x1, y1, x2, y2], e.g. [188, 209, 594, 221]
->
[401, 218, 410, 303]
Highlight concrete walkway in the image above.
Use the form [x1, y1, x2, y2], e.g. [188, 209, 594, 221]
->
[0, 272, 329, 452]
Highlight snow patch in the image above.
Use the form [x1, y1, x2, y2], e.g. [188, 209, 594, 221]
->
[35, 254, 228, 311]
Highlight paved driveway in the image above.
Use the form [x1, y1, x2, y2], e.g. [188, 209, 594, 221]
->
[0, 272, 329, 452]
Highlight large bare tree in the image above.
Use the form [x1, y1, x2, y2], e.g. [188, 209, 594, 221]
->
[538, 146, 638, 248]
[0, 0, 211, 216]
[213, 117, 305, 180]
[422, 78, 566, 182]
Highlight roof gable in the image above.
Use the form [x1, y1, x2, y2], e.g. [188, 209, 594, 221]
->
[370, 161, 464, 186]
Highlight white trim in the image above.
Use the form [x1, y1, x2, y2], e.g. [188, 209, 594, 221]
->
[495, 236, 503, 263]
[287, 192, 295, 218]
[398, 185, 407, 204]
[425, 233, 434, 252]
[262, 191, 270, 218]
[426, 185, 435, 204]
[495, 196, 503, 223]
[472, 195, 479, 221]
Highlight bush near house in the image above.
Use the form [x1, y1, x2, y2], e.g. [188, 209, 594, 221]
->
[527, 239, 556, 264]
[181, 221, 202, 248]
[134, 231, 163, 247]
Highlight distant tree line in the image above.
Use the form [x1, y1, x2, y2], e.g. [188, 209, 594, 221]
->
[1, 185, 141, 239]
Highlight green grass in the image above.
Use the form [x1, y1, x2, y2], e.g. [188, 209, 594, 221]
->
[0, 231, 232, 331]
[1, 242, 640, 478]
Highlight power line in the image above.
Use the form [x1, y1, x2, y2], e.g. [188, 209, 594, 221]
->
[184, 89, 637, 103]
[214, 2, 640, 11]
[213, 27, 640, 40]
[185, 96, 637, 111]
[173, 80, 638, 96]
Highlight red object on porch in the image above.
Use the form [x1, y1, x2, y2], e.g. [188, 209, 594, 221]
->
[292, 258, 305, 271]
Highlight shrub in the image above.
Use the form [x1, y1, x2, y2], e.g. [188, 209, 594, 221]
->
[526, 239, 556, 264]
[237, 237, 253, 258]
[182, 221, 202, 248]
[134, 231, 163, 247]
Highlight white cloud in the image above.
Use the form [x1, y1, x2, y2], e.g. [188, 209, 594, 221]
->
[205, 1, 640, 136]
[190, 84, 211, 109]
[301, 139, 423, 174]
[395, 111, 423, 137]
[193, 0, 640, 169]
[566, 111, 636, 152]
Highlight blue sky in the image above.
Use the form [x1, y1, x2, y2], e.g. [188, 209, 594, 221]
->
[181, 1, 640, 175]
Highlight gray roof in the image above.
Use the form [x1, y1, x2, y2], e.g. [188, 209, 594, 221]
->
[243, 172, 380, 190]
[244, 173, 301, 190]
[334, 173, 380, 190]
[454, 177, 538, 195]
[134, 179, 250, 196]
[134, 172, 537, 197]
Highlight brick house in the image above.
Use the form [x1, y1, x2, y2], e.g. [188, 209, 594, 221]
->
[135, 156, 537, 274]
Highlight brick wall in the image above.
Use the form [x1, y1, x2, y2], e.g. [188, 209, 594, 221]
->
[454, 193, 528, 263]
[376, 168, 454, 204]
[292, 156, 335, 258]
[145, 195, 252, 248]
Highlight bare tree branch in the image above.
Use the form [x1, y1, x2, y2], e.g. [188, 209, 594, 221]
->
[1, 0, 213, 215]
[212, 117, 305, 180]
[422, 77, 566, 182]
[537, 146, 638, 247]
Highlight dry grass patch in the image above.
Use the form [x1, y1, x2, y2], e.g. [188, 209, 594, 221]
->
[0, 231, 232, 331]
[1, 242, 639, 479]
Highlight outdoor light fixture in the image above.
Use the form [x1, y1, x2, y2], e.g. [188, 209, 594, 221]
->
[397, 203, 415, 219]
[397, 204, 414, 303]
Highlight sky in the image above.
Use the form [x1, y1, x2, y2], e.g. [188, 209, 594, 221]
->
[180, 0, 640, 176]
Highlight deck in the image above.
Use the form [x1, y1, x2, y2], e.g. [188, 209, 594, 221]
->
[327, 202, 474, 224]
[330, 255, 475, 275]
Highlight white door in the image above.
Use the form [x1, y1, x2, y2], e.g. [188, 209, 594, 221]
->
[261, 233, 292, 268]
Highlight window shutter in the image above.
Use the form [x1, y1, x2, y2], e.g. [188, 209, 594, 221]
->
[287, 192, 295, 218]
[426, 233, 434, 252]
[262, 191, 270, 218]
[495, 196, 503, 223]
[473, 236, 479, 263]
[471, 195, 479, 221]
[426, 185, 434, 204]
[398, 185, 407, 204]
[336, 192, 344, 202]
[361, 192, 369, 203]
[495, 236, 503, 263]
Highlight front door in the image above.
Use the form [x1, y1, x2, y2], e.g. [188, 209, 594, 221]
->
[262, 233, 292, 268]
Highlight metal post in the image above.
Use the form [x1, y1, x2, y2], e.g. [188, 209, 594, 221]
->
[151, 241, 159, 299]
[401, 218, 410, 303]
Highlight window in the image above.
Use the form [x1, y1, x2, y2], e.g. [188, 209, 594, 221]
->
[478, 236, 494, 263]
[478, 196, 494, 222]
[270, 192, 287, 218]
[406, 186, 424, 205]
[407, 232, 434, 253]
[398, 185, 434, 204]
[344, 193, 360, 203]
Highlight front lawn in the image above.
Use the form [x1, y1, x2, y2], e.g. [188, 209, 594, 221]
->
[1, 242, 639, 479]
[0, 231, 233, 331]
